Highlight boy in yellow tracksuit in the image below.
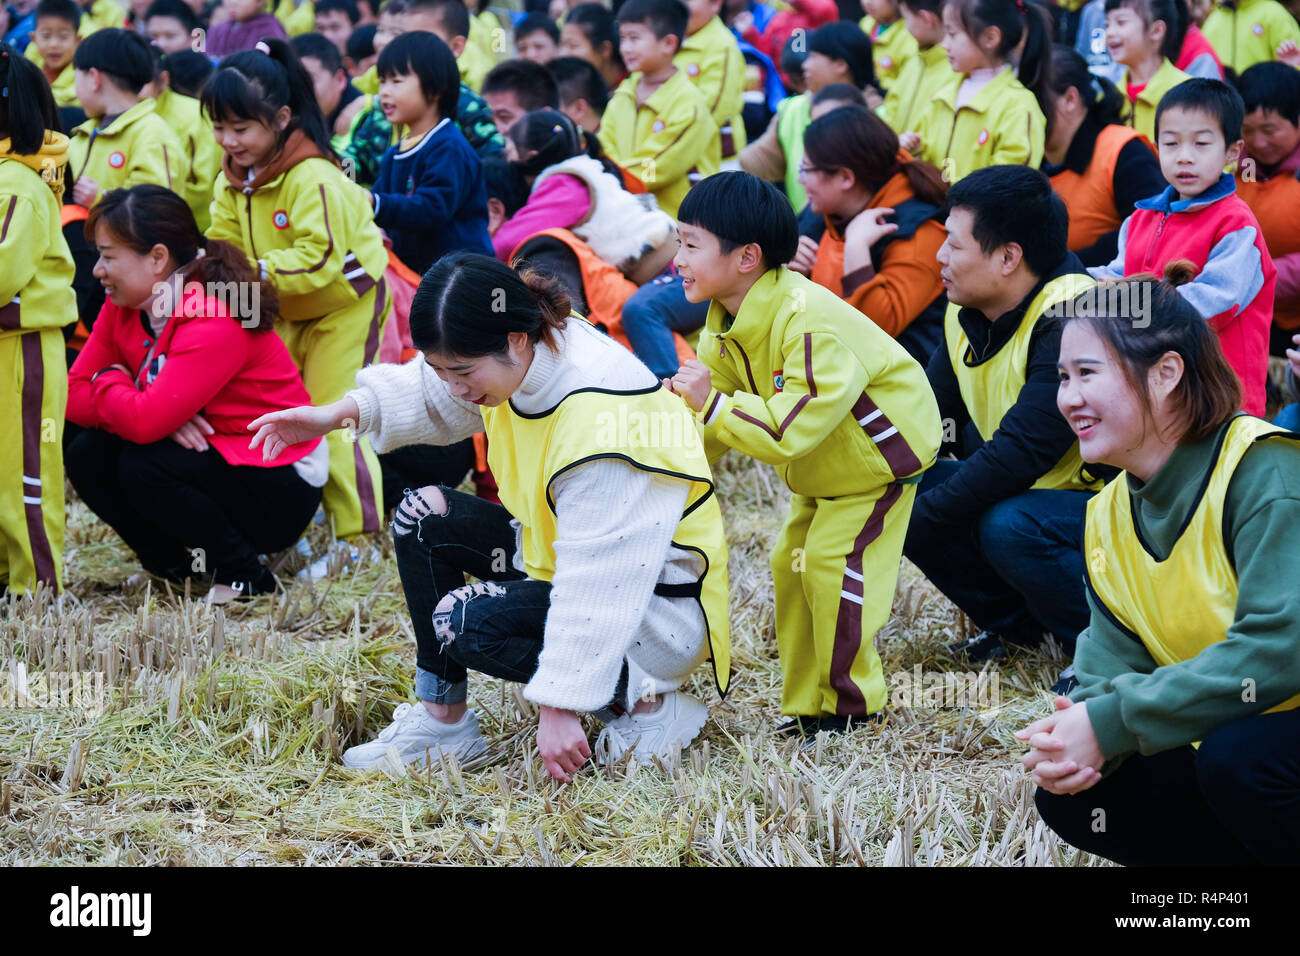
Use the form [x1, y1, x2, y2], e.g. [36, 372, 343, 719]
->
[879, 0, 950, 134]
[0, 105, 76, 596]
[600, 0, 720, 218]
[675, 0, 747, 159]
[207, 133, 390, 540]
[27, 0, 85, 108]
[67, 30, 187, 207]
[668, 172, 942, 732]
[148, 75, 221, 231]
[860, 1, 918, 91]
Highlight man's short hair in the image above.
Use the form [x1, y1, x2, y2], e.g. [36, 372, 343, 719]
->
[677, 171, 799, 267]
[316, 0, 361, 22]
[945, 165, 1068, 279]
[1156, 77, 1245, 143]
[405, 0, 470, 40]
[292, 32, 345, 75]
[1236, 61, 1300, 127]
[482, 58, 560, 110]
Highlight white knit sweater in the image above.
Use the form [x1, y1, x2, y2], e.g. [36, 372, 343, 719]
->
[347, 320, 709, 713]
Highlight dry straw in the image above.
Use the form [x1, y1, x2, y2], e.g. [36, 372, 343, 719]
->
[0, 456, 1104, 866]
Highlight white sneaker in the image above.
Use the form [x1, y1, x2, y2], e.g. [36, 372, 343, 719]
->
[297, 539, 380, 582]
[594, 691, 709, 767]
[341, 703, 488, 769]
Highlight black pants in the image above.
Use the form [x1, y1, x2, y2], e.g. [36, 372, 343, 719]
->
[377, 439, 474, 514]
[393, 485, 627, 713]
[1034, 707, 1300, 865]
[65, 429, 321, 586]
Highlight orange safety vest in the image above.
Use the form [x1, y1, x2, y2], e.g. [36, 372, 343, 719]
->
[62, 203, 93, 352]
[1237, 167, 1300, 330]
[1050, 124, 1150, 253]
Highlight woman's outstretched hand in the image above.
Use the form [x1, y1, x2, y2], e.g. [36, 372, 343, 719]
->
[248, 397, 359, 462]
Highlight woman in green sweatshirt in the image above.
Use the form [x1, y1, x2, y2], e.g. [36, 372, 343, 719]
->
[1018, 264, 1300, 866]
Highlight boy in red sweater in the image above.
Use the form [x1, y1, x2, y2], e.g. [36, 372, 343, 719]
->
[1090, 78, 1275, 416]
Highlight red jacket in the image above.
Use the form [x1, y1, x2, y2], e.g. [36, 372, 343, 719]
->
[1108, 175, 1275, 416]
[68, 281, 321, 467]
[742, 0, 838, 67]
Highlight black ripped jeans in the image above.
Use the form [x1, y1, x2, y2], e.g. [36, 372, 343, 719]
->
[393, 486, 627, 716]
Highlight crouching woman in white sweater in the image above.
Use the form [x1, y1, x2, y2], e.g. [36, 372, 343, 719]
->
[249, 252, 731, 782]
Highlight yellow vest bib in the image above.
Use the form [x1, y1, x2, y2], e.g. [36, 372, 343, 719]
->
[1085, 415, 1300, 714]
[947, 273, 1102, 492]
[481, 354, 732, 696]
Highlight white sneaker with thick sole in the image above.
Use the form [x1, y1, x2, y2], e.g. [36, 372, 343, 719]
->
[341, 703, 489, 769]
[594, 691, 709, 767]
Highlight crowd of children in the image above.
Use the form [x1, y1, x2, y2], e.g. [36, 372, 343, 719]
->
[2, 0, 1299, 864]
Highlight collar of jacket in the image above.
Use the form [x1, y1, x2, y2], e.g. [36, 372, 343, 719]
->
[221, 128, 332, 195]
[932, 64, 1015, 115]
[707, 266, 791, 352]
[955, 252, 1087, 363]
[72, 98, 158, 140]
[1135, 171, 1237, 214]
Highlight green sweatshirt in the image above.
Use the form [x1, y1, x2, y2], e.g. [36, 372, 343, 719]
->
[1073, 416, 1300, 768]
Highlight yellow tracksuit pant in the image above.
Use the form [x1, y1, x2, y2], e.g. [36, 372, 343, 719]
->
[772, 481, 917, 717]
[277, 280, 390, 539]
[0, 329, 66, 594]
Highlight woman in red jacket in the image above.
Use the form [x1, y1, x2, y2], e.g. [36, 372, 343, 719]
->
[66, 185, 326, 603]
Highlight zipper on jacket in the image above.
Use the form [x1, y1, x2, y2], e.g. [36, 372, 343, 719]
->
[944, 110, 961, 167]
[1144, 210, 1170, 263]
[244, 194, 259, 260]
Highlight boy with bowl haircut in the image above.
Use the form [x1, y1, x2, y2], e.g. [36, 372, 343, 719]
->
[666, 171, 942, 735]
[1090, 78, 1276, 416]
[598, 0, 719, 217]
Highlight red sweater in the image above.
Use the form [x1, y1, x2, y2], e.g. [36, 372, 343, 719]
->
[1113, 177, 1275, 415]
[68, 283, 321, 467]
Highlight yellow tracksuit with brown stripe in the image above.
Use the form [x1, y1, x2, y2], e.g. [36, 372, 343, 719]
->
[68, 99, 188, 207]
[693, 267, 943, 716]
[208, 155, 390, 538]
[0, 134, 76, 594]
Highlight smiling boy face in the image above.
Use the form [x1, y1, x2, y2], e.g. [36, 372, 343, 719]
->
[33, 14, 78, 71]
[1157, 105, 1243, 200]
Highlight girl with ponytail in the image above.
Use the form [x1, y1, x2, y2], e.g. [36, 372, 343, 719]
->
[1022, 263, 1300, 866]
[1102, 0, 1191, 140]
[795, 103, 949, 365]
[250, 251, 733, 783]
[1044, 45, 1166, 266]
[904, 0, 1054, 182]
[66, 185, 325, 604]
[495, 108, 676, 282]
[203, 37, 393, 577]
[0, 45, 75, 596]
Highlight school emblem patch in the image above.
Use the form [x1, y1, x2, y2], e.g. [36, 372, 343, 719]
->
[773, 369, 784, 392]
[107, 151, 125, 169]
[976, 128, 989, 146]
[272, 210, 290, 229]
[1252, 22, 1264, 34]
[686, 62, 699, 76]
[880, 55, 893, 70]
[652, 119, 666, 133]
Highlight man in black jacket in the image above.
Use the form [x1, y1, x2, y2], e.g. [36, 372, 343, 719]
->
[905, 166, 1109, 693]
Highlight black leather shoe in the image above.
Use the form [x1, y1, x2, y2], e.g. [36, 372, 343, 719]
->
[947, 629, 1043, 662]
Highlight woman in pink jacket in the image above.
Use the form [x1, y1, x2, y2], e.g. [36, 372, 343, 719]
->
[66, 185, 326, 603]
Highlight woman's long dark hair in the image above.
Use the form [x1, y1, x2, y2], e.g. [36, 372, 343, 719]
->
[410, 251, 570, 358]
[200, 37, 335, 160]
[1064, 261, 1242, 444]
[1050, 46, 1127, 127]
[803, 105, 947, 205]
[85, 185, 280, 331]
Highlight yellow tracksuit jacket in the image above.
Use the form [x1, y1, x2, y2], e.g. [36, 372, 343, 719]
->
[860, 15, 918, 90]
[68, 98, 188, 206]
[23, 46, 80, 107]
[915, 65, 1045, 183]
[1203, 0, 1300, 75]
[693, 267, 942, 717]
[1121, 58, 1191, 143]
[82, 0, 125, 30]
[274, 0, 316, 36]
[598, 68, 720, 218]
[0, 133, 76, 594]
[355, 64, 379, 96]
[208, 148, 390, 537]
[153, 87, 222, 232]
[675, 16, 748, 158]
[458, 39, 494, 93]
[879, 43, 952, 136]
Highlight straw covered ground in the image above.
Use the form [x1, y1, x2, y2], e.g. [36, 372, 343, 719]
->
[1, 454, 1104, 866]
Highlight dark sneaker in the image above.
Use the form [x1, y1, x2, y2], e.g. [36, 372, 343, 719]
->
[947, 629, 1042, 662]
[774, 713, 880, 737]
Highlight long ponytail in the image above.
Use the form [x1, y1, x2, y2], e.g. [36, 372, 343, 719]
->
[0, 44, 62, 154]
[200, 37, 336, 161]
[1051, 45, 1127, 126]
[85, 185, 281, 331]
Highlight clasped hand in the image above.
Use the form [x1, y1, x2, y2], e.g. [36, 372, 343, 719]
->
[1015, 696, 1104, 795]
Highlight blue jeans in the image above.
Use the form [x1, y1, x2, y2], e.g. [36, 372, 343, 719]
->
[619, 273, 710, 379]
[903, 459, 1091, 652]
[1275, 404, 1300, 432]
